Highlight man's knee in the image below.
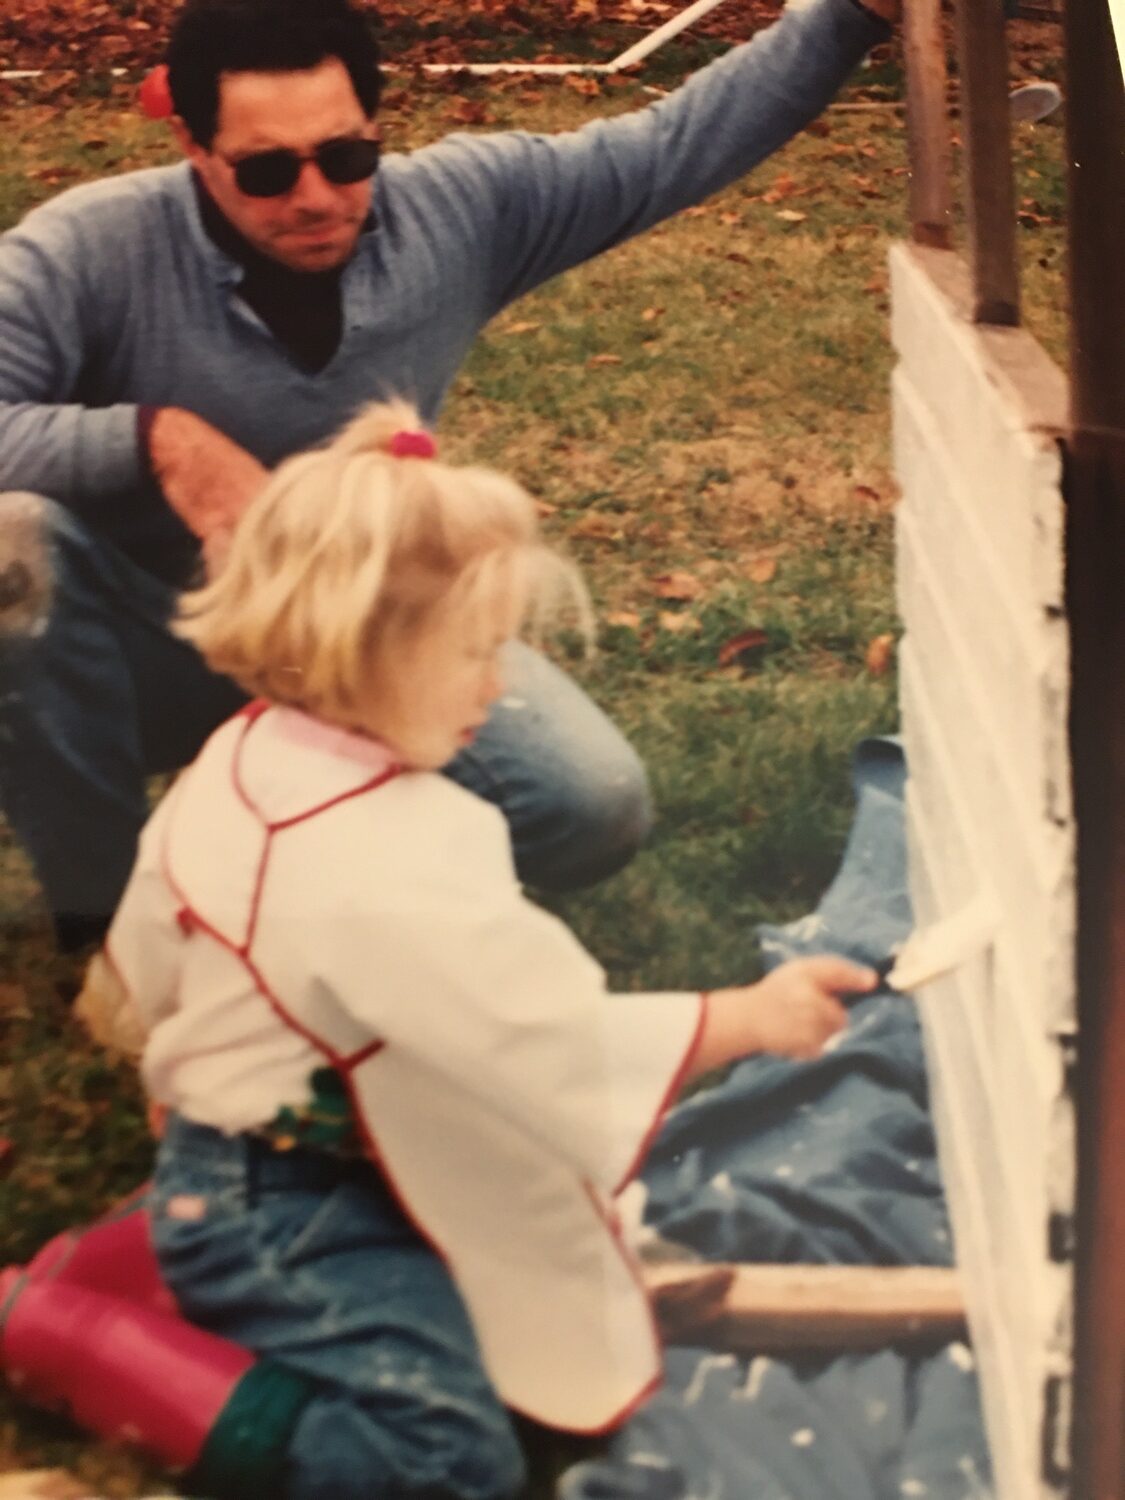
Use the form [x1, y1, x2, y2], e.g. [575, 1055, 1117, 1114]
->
[0, 491, 63, 642]
[533, 744, 654, 891]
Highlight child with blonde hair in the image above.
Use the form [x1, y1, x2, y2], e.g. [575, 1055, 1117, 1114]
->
[92, 402, 875, 1499]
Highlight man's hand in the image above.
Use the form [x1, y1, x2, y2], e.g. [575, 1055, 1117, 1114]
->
[149, 407, 268, 565]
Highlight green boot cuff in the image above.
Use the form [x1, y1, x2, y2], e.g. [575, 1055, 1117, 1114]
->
[187, 1358, 315, 1498]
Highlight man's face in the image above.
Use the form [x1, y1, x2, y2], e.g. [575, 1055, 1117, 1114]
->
[180, 58, 377, 272]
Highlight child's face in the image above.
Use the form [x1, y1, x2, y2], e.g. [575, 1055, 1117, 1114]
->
[368, 605, 513, 770]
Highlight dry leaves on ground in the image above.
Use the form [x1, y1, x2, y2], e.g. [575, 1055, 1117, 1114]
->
[649, 570, 703, 602]
[865, 632, 895, 676]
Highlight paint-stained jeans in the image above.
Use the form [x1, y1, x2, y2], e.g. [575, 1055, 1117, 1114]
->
[151, 1115, 526, 1500]
[0, 494, 652, 943]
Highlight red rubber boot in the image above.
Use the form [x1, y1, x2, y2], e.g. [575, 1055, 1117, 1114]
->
[22, 1192, 176, 1315]
[0, 1278, 312, 1496]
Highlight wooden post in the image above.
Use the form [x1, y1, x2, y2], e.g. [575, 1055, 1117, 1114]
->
[902, 0, 953, 248]
[1065, 0, 1125, 1492]
[953, 0, 1021, 324]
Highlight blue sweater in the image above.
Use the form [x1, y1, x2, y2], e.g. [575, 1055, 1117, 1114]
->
[0, 0, 882, 573]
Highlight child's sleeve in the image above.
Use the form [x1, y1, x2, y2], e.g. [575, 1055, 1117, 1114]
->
[102, 792, 188, 1036]
[320, 800, 706, 1195]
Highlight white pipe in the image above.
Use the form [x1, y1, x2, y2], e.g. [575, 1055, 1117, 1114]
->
[607, 0, 735, 71]
[417, 62, 613, 76]
[1, 67, 127, 81]
[0, 0, 739, 86]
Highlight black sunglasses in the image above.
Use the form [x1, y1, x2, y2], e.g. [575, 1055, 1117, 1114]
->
[224, 136, 381, 198]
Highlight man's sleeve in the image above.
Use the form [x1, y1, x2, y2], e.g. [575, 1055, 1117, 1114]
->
[0, 209, 147, 507]
[404, 0, 887, 315]
[318, 801, 706, 1194]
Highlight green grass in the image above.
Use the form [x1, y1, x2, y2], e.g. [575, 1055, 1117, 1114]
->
[0, 60, 1067, 1496]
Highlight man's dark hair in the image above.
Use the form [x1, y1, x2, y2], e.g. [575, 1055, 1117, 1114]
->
[168, 0, 382, 148]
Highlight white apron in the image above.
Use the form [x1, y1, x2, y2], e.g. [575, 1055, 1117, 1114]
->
[108, 703, 704, 1431]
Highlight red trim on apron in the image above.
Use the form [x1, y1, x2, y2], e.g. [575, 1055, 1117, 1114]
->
[612, 989, 709, 1197]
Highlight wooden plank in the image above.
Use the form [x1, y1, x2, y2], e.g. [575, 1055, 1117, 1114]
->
[1064, 0, 1125, 1491]
[902, 0, 953, 248]
[646, 1263, 967, 1351]
[953, 0, 1021, 324]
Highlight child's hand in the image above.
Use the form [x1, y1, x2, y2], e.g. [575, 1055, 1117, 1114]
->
[742, 956, 873, 1059]
[688, 956, 877, 1078]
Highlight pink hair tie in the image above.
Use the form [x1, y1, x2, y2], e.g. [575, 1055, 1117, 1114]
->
[388, 430, 438, 460]
[139, 65, 174, 120]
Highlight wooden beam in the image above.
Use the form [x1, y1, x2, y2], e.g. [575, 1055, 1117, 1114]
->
[1064, 0, 1125, 1492]
[902, 0, 953, 248]
[646, 1263, 967, 1351]
[953, 0, 1021, 324]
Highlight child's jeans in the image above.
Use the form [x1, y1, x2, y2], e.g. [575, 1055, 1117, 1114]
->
[150, 1114, 527, 1500]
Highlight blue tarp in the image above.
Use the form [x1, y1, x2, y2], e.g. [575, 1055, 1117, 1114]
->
[560, 740, 994, 1500]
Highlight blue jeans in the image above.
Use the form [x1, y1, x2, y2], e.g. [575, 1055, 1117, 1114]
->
[150, 1115, 526, 1500]
[0, 494, 651, 943]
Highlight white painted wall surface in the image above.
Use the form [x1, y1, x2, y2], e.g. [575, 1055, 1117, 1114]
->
[890, 242, 1075, 1500]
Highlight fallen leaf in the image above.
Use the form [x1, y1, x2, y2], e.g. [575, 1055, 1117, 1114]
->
[650, 570, 704, 602]
[865, 633, 895, 676]
[762, 171, 800, 204]
[641, 306, 664, 322]
[605, 610, 641, 629]
[718, 211, 741, 226]
[446, 97, 492, 126]
[571, 512, 620, 540]
[659, 611, 701, 634]
[775, 209, 808, 224]
[587, 353, 623, 367]
[564, 74, 602, 96]
[535, 499, 558, 517]
[853, 483, 881, 503]
[503, 320, 542, 335]
[30, 164, 82, 184]
[718, 627, 769, 669]
[745, 556, 778, 585]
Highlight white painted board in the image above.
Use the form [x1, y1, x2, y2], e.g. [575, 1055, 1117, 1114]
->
[890, 242, 1075, 1500]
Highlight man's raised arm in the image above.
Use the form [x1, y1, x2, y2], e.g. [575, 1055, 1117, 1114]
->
[397, 0, 896, 317]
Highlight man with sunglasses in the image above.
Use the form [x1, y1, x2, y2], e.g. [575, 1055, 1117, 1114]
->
[0, 0, 897, 956]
